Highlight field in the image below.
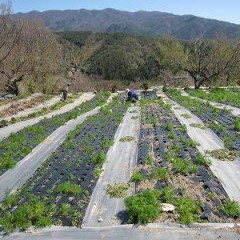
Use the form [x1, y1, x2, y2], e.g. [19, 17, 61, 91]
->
[0, 88, 239, 237]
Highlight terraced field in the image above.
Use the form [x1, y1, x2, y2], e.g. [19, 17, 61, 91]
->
[0, 89, 239, 239]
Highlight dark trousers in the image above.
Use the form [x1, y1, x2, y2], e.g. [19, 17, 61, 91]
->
[63, 90, 68, 100]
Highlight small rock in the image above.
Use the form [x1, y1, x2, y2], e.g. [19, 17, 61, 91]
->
[98, 217, 103, 222]
[162, 203, 175, 212]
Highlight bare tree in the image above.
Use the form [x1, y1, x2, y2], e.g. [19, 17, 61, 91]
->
[0, 1, 22, 69]
[182, 39, 240, 89]
[0, 16, 61, 95]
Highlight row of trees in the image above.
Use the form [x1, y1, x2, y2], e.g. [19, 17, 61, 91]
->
[160, 37, 240, 88]
[63, 31, 240, 89]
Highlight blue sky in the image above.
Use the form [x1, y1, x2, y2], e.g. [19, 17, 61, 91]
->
[7, 0, 240, 24]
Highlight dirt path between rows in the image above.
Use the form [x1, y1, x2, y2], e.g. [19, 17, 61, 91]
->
[159, 91, 240, 202]
[0, 96, 61, 121]
[82, 106, 141, 227]
[0, 93, 94, 141]
[0, 93, 43, 112]
[181, 90, 240, 117]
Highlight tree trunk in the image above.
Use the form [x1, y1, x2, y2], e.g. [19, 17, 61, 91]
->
[6, 76, 24, 95]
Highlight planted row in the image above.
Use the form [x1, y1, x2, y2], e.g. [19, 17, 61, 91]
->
[125, 100, 240, 225]
[165, 88, 240, 154]
[0, 92, 110, 175]
[0, 96, 128, 233]
[185, 87, 240, 108]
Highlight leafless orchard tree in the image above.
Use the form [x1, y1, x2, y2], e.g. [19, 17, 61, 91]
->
[0, 1, 61, 95]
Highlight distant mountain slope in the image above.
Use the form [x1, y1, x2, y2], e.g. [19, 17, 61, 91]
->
[13, 8, 240, 39]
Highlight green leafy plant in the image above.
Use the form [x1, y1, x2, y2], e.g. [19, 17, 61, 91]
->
[0, 195, 52, 233]
[162, 186, 176, 204]
[125, 190, 161, 224]
[173, 158, 197, 175]
[196, 153, 211, 166]
[93, 167, 103, 177]
[151, 167, 170, 181]
[220, 200, 240, 217]
[131, 171, 144, 182]
[144, 155, 154, 165]
[176, 196, 201, 225]
[56, 182, 82, 195]
[233, 119, 240, 131]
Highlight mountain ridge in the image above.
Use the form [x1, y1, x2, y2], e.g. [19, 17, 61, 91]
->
[13, 8, 240, 40]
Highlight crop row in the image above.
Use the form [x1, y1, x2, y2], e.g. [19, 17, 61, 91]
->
[125, 99, 240, 225]
[0, 96, 129, 233]
[185, 88, 240, 108]
[164, 89, 240, 154]
[0, 92, 110, 176]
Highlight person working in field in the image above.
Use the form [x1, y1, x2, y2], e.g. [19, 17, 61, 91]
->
[126, 89, 139, 102]
[62, 84, 70, 101]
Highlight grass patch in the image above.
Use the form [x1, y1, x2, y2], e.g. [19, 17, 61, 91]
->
[125, 190, 161, 224]
[119, 136, 135, 142]
[206, 149, 237, 161]
[189, 123, 206, 130]
[106, 183, 130, 198]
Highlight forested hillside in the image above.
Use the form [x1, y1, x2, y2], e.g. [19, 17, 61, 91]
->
[58, 31, 240, 88]
[1, 0, 240, 96]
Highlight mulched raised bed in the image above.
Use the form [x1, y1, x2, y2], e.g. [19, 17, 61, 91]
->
[0, 97, 128, 232]
[165, 89, 240, 154]
[0, 93, 110, 176]
[130, 100, 239, 224]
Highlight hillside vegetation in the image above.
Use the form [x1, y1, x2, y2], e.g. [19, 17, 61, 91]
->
[1, 1, 240, 96]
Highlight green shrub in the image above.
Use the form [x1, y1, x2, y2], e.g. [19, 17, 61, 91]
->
[56, 182, 82, 195]
[131, 172, 144, 182]
[125, 190, 161, 224]
[0, 195, 52, 233]
[220, 200, 240, 217]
